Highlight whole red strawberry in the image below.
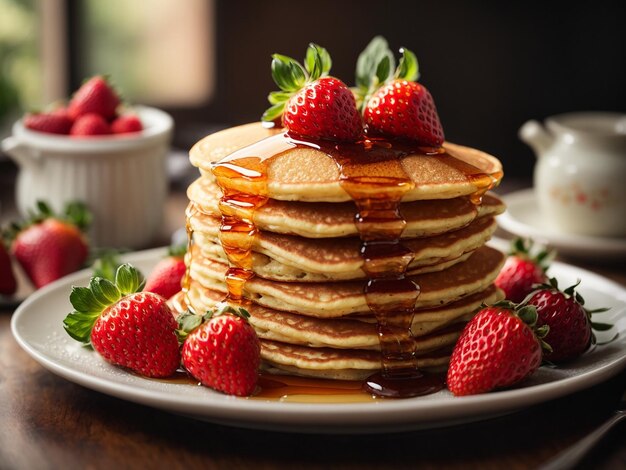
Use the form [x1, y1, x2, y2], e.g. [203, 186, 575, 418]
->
[526, 278, 611, 363]
[364, 80, 444, 146]
[68, 75, 120, 120]
[24, 112, 73, 135]
[63, 264, 180, 378]
[353, 38, 444, 146]
[111, 114, 143, 134]
[180, 304, 261, 396]
[0, 239, 17, 296]
[144, 244, 187, 299]
[262, 44, 362, 142]
[495, 238, 553, 303]
[70, 113, 111, 136]
[447, 302, 548, 396]
[9, 201, 90, 289]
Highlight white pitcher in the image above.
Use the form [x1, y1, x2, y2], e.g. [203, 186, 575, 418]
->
[1, 106, 173, 249]
[519, 112, 626, 237]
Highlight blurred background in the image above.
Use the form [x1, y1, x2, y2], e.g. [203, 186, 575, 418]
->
[1, 0, 625, 180]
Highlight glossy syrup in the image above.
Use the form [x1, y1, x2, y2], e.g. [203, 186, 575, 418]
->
[208, 132, 500, 399]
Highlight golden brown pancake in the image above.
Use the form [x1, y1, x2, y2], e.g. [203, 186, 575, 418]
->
[187, 178, 505, 239]
[190, 215, 498, 282]
[186, 245, 505, 317]
[190, 123, 503, 203]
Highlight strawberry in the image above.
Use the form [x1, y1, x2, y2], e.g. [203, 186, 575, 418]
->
[111, 114, 143, 134]
[262, 43, 362, 142]
[364, 80, 444, 146]
[144, 244, 187, 299]
[7, 201, 90, 289]
[0, 239, 17, 296]
[354, 37, 444, 146]
[23, 112, 73, 135]
[70, 113, 111, 136]
[68, 75, 120, 120]
[526, 278, 611, 363]
[495, 238, 553, 303]
[63, 264, 180, 378]
[447, 301, 548, 396]
[179, 304, 261, 396]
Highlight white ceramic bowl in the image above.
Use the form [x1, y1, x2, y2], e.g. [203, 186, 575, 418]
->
[2, 106, 174, 249]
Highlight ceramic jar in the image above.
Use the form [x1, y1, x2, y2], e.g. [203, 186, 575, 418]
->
[1, 106, 174, 248]
[519, 112, 626, 237]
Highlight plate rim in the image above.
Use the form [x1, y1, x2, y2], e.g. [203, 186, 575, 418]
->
[10, 247, 626, 433]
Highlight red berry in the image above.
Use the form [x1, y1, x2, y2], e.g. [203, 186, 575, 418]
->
[144, 256, 186, 300]
[495, 256, 547, 303]
[447, 304, 543, 396]
[0, 240, 17, 296]
[363, 79, 444, 146]
[526, 281, 595, 362]
[111, 114, 143, 134]
[182, 311, 261, 396]
[11, 210, 89, 289]
[64, 264, 181, 378]
[70, 113, 111, 136]
[24, 112, 73, 135]
[68, 75, 120, 120]
[283, 76, 362, 142]
[91, 291, 180, 377]
[495, 238, 551, 303]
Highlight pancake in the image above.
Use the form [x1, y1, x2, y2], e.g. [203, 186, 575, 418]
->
[190, 123, 503, 203]
[260, 341, 452, 380]
[187, 178, 505, 239]
[190, 214, 498, 282]
[181, 283, 502, 347]
[186, 245, 505, 317]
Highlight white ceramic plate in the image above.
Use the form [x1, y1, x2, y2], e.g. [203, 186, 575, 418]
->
[497, 189, 626, 259]
[11, 247, 626, 434]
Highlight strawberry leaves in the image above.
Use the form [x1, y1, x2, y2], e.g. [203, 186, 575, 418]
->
[353, 36, 420, 112]
[63, 263, 145, 343]
[262, 43, 332, 123]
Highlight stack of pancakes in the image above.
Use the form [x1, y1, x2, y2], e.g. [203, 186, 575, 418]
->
[180, 123, 506, 380]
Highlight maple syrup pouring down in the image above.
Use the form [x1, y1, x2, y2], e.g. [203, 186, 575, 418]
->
[210, 132, 500, 399]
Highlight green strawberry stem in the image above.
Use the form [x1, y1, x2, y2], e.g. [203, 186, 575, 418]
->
[261, 43, 332, 123]
[353, 36, 420, 112]
[176, 302, 250, 344]
[509, 237, 554, 272]
[63, 263, 145, 344]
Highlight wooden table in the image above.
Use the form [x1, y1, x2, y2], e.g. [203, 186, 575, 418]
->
[1, 175, 625, 469]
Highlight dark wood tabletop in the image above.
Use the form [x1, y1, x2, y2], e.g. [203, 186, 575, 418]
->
[1, 167, 625, 470]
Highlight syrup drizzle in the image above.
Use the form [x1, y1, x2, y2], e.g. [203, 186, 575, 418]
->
[207, 132, 500, 399]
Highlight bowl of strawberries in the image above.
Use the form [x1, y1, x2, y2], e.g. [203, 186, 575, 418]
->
[1, 76, 174, 249]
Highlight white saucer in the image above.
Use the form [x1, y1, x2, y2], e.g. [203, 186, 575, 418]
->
[497, 189, 626, 259]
